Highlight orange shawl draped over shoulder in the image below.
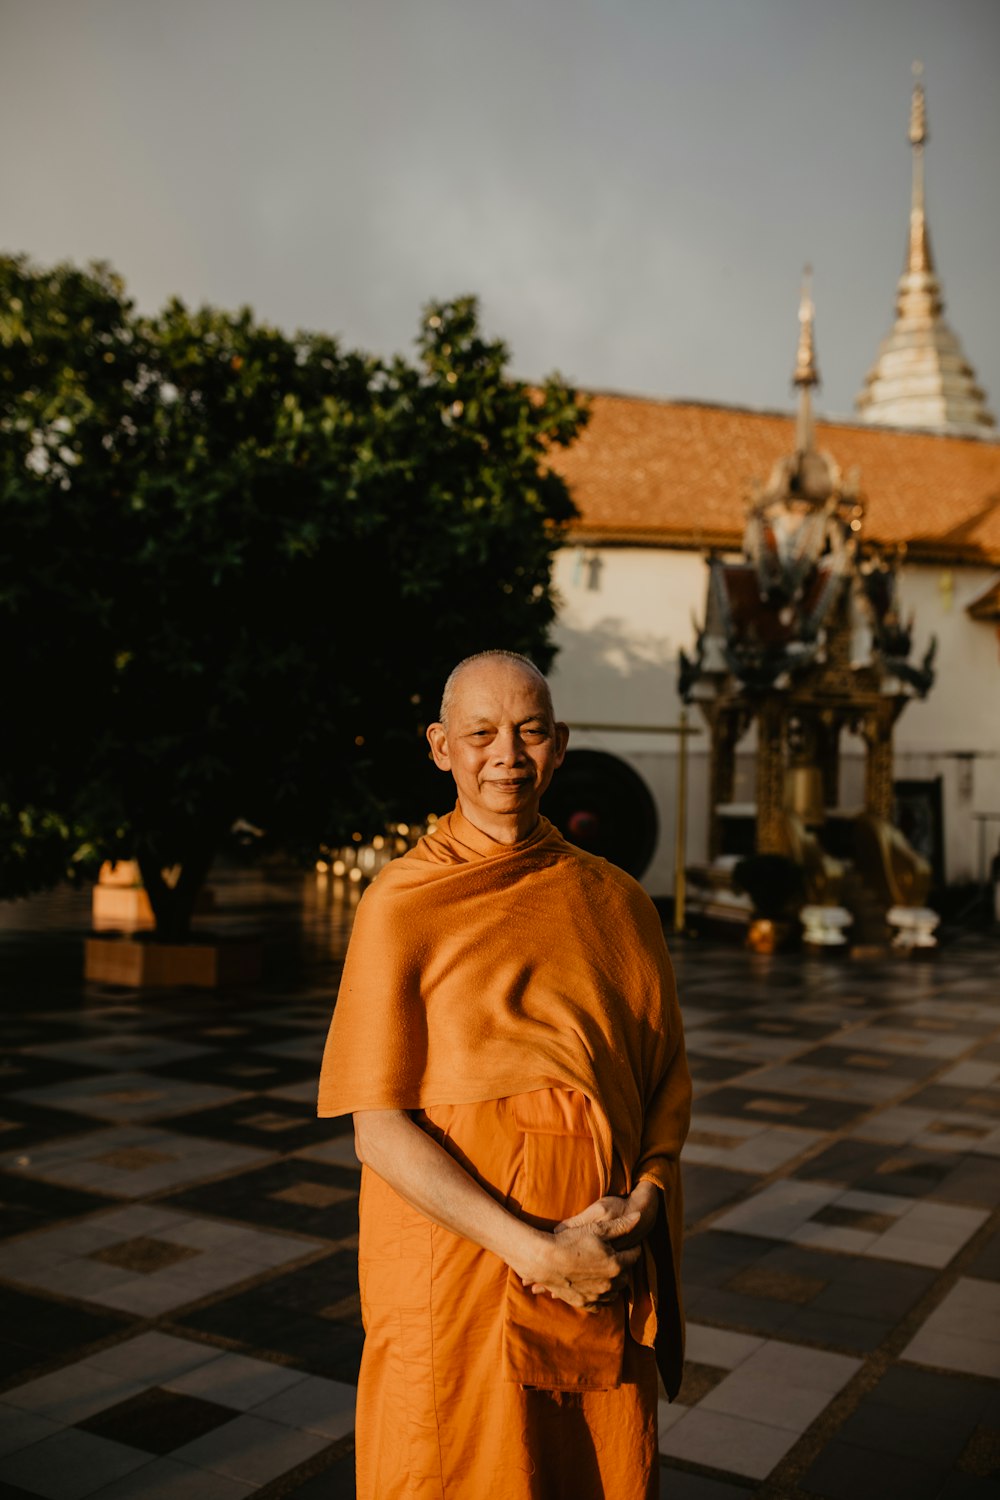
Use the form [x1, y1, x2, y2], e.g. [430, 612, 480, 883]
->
[317, 806, 691, 1394]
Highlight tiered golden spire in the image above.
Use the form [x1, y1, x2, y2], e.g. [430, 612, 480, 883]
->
[855, 67, 995, 436]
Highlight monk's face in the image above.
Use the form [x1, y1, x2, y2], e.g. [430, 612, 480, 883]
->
[427, 661, 569, 842]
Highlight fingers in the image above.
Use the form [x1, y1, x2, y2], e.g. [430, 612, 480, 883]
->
[554, 1201, 607, 1232]
[590, 1211, 641, 1241]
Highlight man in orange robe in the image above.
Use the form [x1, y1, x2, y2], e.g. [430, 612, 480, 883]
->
[318, 650, 691, 1499]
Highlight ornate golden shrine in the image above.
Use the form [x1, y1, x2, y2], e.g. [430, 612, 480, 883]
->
[680, 276, 936, 928]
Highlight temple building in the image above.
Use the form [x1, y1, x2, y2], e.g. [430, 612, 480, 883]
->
[544, 78, 1000, 917]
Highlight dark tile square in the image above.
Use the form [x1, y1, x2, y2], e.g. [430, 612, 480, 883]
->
[780, 1306, 888, 1353]
[79, 1385, 237, 1453]
[0, 1284, 130, 1379]
[799, 1044, 938, 1082]
[935, 1152, 1000, 1212]
[812, 1203, 898, 1233]
[906, 1084, 995, 1113]
[698, 1086, 863, 1132]
[91, 1237, 201, 1274]
[164, 1159, 359, 1236]
[688, 1057, 752, 1089]
[936, 1477, 1000, 1499]
[864, 1366, 999, 1427]
[682, 1231, 772, 1287]
[958, 1423, 1000, 1479]
[681, 1286, 800, 1339]
[676, 1361, 728, 1406]
[179, 1251, 362, 1378]
[182, 1298, 365, 1381]
[836, 1393, 977, 1467]
[682, 1166, 749, 1226]
[150, 1044, 317, 1091]
[281, 1448, 356, 1498]
[167, 1098, 320, 1151]
[803, 1440, 948, 1500]
[0, 1054, 105, 1091]
[701, 1014, 836, 1043]
[967, 1229, 1000, 1283]
[0, 1098, 101, 1149]
[792, 1137, 955, 1198]
[231, 1252, 359, 1315]
[0, 1170, 115, 1236]
[658, 1472, 753, 1500]
[725, 1264, 827, 1304]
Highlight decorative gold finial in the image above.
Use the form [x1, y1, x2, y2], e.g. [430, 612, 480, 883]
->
[910, 61, 927, 147]
[793, 267, 819, 453]
[794, 265, 819, 389]
[907, 65, 933, 275]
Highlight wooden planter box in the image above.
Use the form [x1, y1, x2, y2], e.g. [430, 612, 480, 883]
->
[92, 885, 155, 930]
[85, 936, 262, 989]
[91, 860, 214, 932]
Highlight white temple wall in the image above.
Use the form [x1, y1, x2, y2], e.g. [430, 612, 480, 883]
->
[550, 545, 999, 893]
[549, 545, 707, 896]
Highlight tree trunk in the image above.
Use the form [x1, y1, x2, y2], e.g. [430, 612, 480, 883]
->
[136, 841, 216, 942]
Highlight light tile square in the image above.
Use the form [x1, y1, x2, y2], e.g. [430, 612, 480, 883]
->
[0, 1403, 63, 1458]
[295, 1137, 361, 1170]
[903, 1277, 1000, 1377]
[685, 1324, 766, 1372]
[2, 1365, 149, 1426]
[13, 1071, 241, 1123]
[252, 1374, 357, 1438]
[0, 1126, 276, 1197]
[166, 1354, 307, 1411]
[700, 1342, 860, 1433]
[171, 1413, 328, 1484]
[86, 1334, 225, 1384]
[659, 1407, 797, 1479]
[0, 1208, 321, 1311]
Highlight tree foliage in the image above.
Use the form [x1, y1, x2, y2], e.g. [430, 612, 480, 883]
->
[0, 255, 587, 936]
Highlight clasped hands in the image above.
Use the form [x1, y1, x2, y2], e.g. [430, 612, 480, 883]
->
[516, 1182, 660, 1312]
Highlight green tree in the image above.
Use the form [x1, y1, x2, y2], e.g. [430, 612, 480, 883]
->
[0, 257, 586, 938]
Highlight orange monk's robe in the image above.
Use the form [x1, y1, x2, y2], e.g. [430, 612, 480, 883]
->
[317, 807, 691, 1500]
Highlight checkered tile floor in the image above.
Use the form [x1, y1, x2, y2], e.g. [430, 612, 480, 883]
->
[1, 871, 999, 1499]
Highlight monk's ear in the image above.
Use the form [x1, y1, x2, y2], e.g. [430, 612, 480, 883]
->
[553, 720, 569, 768]
[426, 722, 452, 771]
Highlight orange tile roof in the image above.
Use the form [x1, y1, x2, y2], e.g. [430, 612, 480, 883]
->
[549, 393, 1000, 565]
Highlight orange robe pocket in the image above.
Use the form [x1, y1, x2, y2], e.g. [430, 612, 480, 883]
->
[502, 1091, 626, 1391]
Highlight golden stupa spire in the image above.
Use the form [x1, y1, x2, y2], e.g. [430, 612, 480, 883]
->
[855, 66, 995, 435]
[794, 265, 819, 452]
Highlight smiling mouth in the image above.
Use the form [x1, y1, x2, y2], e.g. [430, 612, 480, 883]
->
[488, 779, 532, 790]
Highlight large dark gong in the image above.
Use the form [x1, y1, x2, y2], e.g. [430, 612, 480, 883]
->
[542, 749, 658, 879]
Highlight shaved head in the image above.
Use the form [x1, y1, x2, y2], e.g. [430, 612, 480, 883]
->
[438, 650, 553, 727]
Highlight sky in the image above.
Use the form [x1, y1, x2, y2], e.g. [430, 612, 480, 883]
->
[2, 0, 999, 422]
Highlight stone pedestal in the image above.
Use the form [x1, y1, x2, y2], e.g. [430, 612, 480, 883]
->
[800, 905, 853, 948]
[886, 906, 940, 951]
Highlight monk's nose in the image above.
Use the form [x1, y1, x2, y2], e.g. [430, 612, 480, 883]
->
[494, 730, 527, 764]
